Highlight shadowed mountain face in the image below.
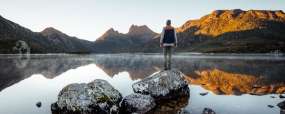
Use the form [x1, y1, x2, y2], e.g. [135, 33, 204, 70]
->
[0, 15, 57, 53]
[94, 25, 158, 53]
[127, 25, 158, 42]
[0, 16, 95, 53]
[40, 27, 96, 53]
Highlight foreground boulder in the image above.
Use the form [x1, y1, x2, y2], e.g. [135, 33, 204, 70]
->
[51, 79, 122, 114]
[120, 93, 156, 114]
[132, 70, 190, 100]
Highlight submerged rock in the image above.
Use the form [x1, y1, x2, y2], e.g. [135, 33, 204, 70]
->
[202, 108, 216, 114]
[51, 79, 122, 114]
[280, 94, 285, 98]
[150, 93, 190, 114]
[36, 102, 42, 108]
[267, 105, 274, 108]
[200, 92, 209, 96]
[120, 93, 156, 114]
[132, 70, 189, 100]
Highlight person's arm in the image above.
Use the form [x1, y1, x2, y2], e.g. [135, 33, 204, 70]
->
[160, 27, 165, 47]
[174, 29, 178, 47]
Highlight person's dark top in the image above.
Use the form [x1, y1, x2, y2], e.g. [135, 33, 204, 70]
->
[160, 26, 177, 47]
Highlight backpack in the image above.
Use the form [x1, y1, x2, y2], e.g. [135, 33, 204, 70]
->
[163, 28, 175, 43]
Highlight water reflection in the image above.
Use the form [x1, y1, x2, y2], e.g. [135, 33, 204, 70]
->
[1, 54, 285, 95]
[0, 63, 136, 114]
[0, 54, 284, 114]
[0, 54, 94, 91]
[94, 54, 285, 95]
[150, 91, 190, 114]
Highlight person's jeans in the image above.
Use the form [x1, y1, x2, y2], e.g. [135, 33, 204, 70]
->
[163, 46, 172, 70]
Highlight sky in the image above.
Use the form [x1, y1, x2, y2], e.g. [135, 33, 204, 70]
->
[0, 0, 285, 41]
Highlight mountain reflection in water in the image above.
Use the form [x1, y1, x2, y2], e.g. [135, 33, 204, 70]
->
[0, 54, 284, 114]
[94, 54, 285, 95]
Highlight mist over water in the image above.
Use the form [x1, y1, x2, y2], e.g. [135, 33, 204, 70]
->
[0, 54, 284, 114]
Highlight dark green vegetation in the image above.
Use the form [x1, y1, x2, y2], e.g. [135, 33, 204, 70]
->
[1, 9, 285, 53]
[0, 16, 95, 53]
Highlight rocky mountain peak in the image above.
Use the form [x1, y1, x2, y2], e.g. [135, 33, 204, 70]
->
[127, 25, 156, 36]
[210, 9, 244, 17]
[208, 9, 285, 19]
[97, 28, 123, 41]
[177, 9, 285, 36]
[41, 27, 66, 36]
[105, 28, 119, 34]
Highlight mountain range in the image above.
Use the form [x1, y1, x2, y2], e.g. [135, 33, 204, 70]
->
[1, 9, 285, 53]
[94, 25, 158, 53]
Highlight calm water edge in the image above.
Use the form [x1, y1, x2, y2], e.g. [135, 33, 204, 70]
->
[0, 53, 284, 114]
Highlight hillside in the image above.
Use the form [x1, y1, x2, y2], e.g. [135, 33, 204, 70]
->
[0, 15, 95, 53]
[40, 27, 95, 53]
[0, 15, 57, 53]
[145, 9, 285, 53]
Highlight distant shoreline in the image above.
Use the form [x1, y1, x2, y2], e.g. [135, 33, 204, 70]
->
[0, 52, 284, 59]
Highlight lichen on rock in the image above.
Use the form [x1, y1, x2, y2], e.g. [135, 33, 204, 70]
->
[51, 79, 122, 114]
[120, 93, 156, 114]
[132, 70, 190, 100]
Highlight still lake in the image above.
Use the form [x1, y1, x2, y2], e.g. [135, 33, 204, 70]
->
[0, 53, 284, 114]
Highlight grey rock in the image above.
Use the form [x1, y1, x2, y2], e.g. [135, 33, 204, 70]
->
[132, 70, 189, 100]
[110, 105, 119, 114]
[202, 108, 216, 114]
[281, 109, 285, 114]
[51, 103, 58, 111]
[13, 40, 30, 54]
[278, 100, 285, 110]
[200, 92, 209, 96]
[51, 79, 122, 114]
[120, 93, 156, 114]
[36, 102, 42, 108]
[280, 94, 285, 98]
[268, 105, 274, 108]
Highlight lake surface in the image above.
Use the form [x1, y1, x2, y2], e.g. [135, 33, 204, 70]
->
[0, 53, 284, 114]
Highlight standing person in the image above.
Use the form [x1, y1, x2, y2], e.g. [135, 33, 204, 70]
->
[160, 19, 178, 70]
